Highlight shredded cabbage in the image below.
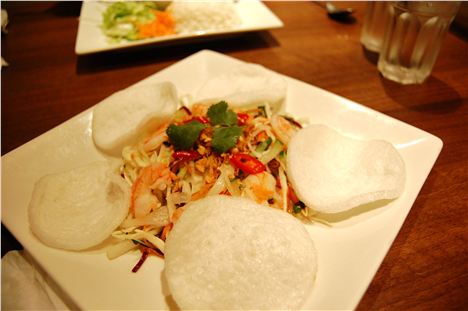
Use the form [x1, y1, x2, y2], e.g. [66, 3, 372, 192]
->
[134, 229, 165, 253]
[107, 240, 138, 260]
[259, 140, 284, 164]
[121, 206, 169, 228]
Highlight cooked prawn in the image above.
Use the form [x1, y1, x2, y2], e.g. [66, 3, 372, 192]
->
[142, 123, 169, 152]
[271, 115, 298, 145]
[243, 171, 276, 204]
[131, 163, 176, 218]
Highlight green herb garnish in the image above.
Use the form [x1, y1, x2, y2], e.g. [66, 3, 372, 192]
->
[212, 126, 242, 153]
[207, 101, 238, 126]
[166, 121, 206, 150]
[293, 201, 305, 214]
[293, 205, 302, 214]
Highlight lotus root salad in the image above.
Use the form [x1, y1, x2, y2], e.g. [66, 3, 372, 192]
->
[109, 101, 317, 269]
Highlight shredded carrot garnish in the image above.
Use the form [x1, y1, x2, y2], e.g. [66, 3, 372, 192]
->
[255, 131, 268, 143]
[145, 246, 164, 259]
[191, 183, 213, 201]
[161, 223, 173, 241]
[137, 10, 175, 39]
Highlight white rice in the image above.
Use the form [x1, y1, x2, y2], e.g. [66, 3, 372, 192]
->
[169, 1, 241, 34]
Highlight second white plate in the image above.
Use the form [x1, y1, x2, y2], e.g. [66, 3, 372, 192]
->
[75, 1, 283, 55]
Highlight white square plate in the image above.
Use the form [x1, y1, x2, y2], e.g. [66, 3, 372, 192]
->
[75, 0, 283, 55]
[2, 50, 442, 310]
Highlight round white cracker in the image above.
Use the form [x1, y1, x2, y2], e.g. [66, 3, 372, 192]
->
[287, 125, 406, 213]
[28, 161, 130, 251]
[92, 82, 178, 155]
[164, 195, 317, 310]
[195, 63, 287, 112]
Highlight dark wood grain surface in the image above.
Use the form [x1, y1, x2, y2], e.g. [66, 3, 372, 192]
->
[2, 2, 467, 310]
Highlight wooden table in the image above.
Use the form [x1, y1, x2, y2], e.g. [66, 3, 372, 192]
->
[2, 2, 467, 310]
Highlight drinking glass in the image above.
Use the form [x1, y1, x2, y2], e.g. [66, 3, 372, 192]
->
[377, 1, 461, 84]
[360, 2, 391, 53]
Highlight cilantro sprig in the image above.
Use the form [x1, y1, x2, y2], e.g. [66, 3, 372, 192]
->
[207, 101, 237, 126]
[208, 101, 243, 153]
[212, 126, 242, 153]
[166, 120, 206, 150]
[166, 101, 243, 153]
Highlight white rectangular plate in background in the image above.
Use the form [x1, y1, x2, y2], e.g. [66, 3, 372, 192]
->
[2, 50, 442, 310]
[75, 0, 283, 55]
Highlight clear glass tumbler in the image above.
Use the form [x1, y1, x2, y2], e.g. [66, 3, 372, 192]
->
[360, 2, 391, 53]
[377, 1, 461, 84]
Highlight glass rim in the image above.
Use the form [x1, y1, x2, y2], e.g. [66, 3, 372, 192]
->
[391, 1, 461, 16]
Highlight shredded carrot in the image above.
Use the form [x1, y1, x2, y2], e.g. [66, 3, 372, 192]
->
[145, 246, 164, 259]
[288, 185, 300, 204]
[161, 206, 185, 241]
[255, 131, 268, 142]
[220, 189, 232, 196]
[172, 206, 186, 223]
[137, 10, 175, 39]
[161, 223, 173, 241]
[191, 183, 213, 201]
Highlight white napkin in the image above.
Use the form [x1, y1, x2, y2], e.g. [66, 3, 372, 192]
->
[1, 251, 56, 310]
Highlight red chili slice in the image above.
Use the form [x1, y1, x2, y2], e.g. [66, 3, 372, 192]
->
[237, 112, 250, 125]
[288, 186, 300, 204]
[230, 153, 266, 174]
[172, 150, 201, 161]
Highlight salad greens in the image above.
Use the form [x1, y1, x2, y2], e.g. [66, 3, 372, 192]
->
[101, 1, 173, 42]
